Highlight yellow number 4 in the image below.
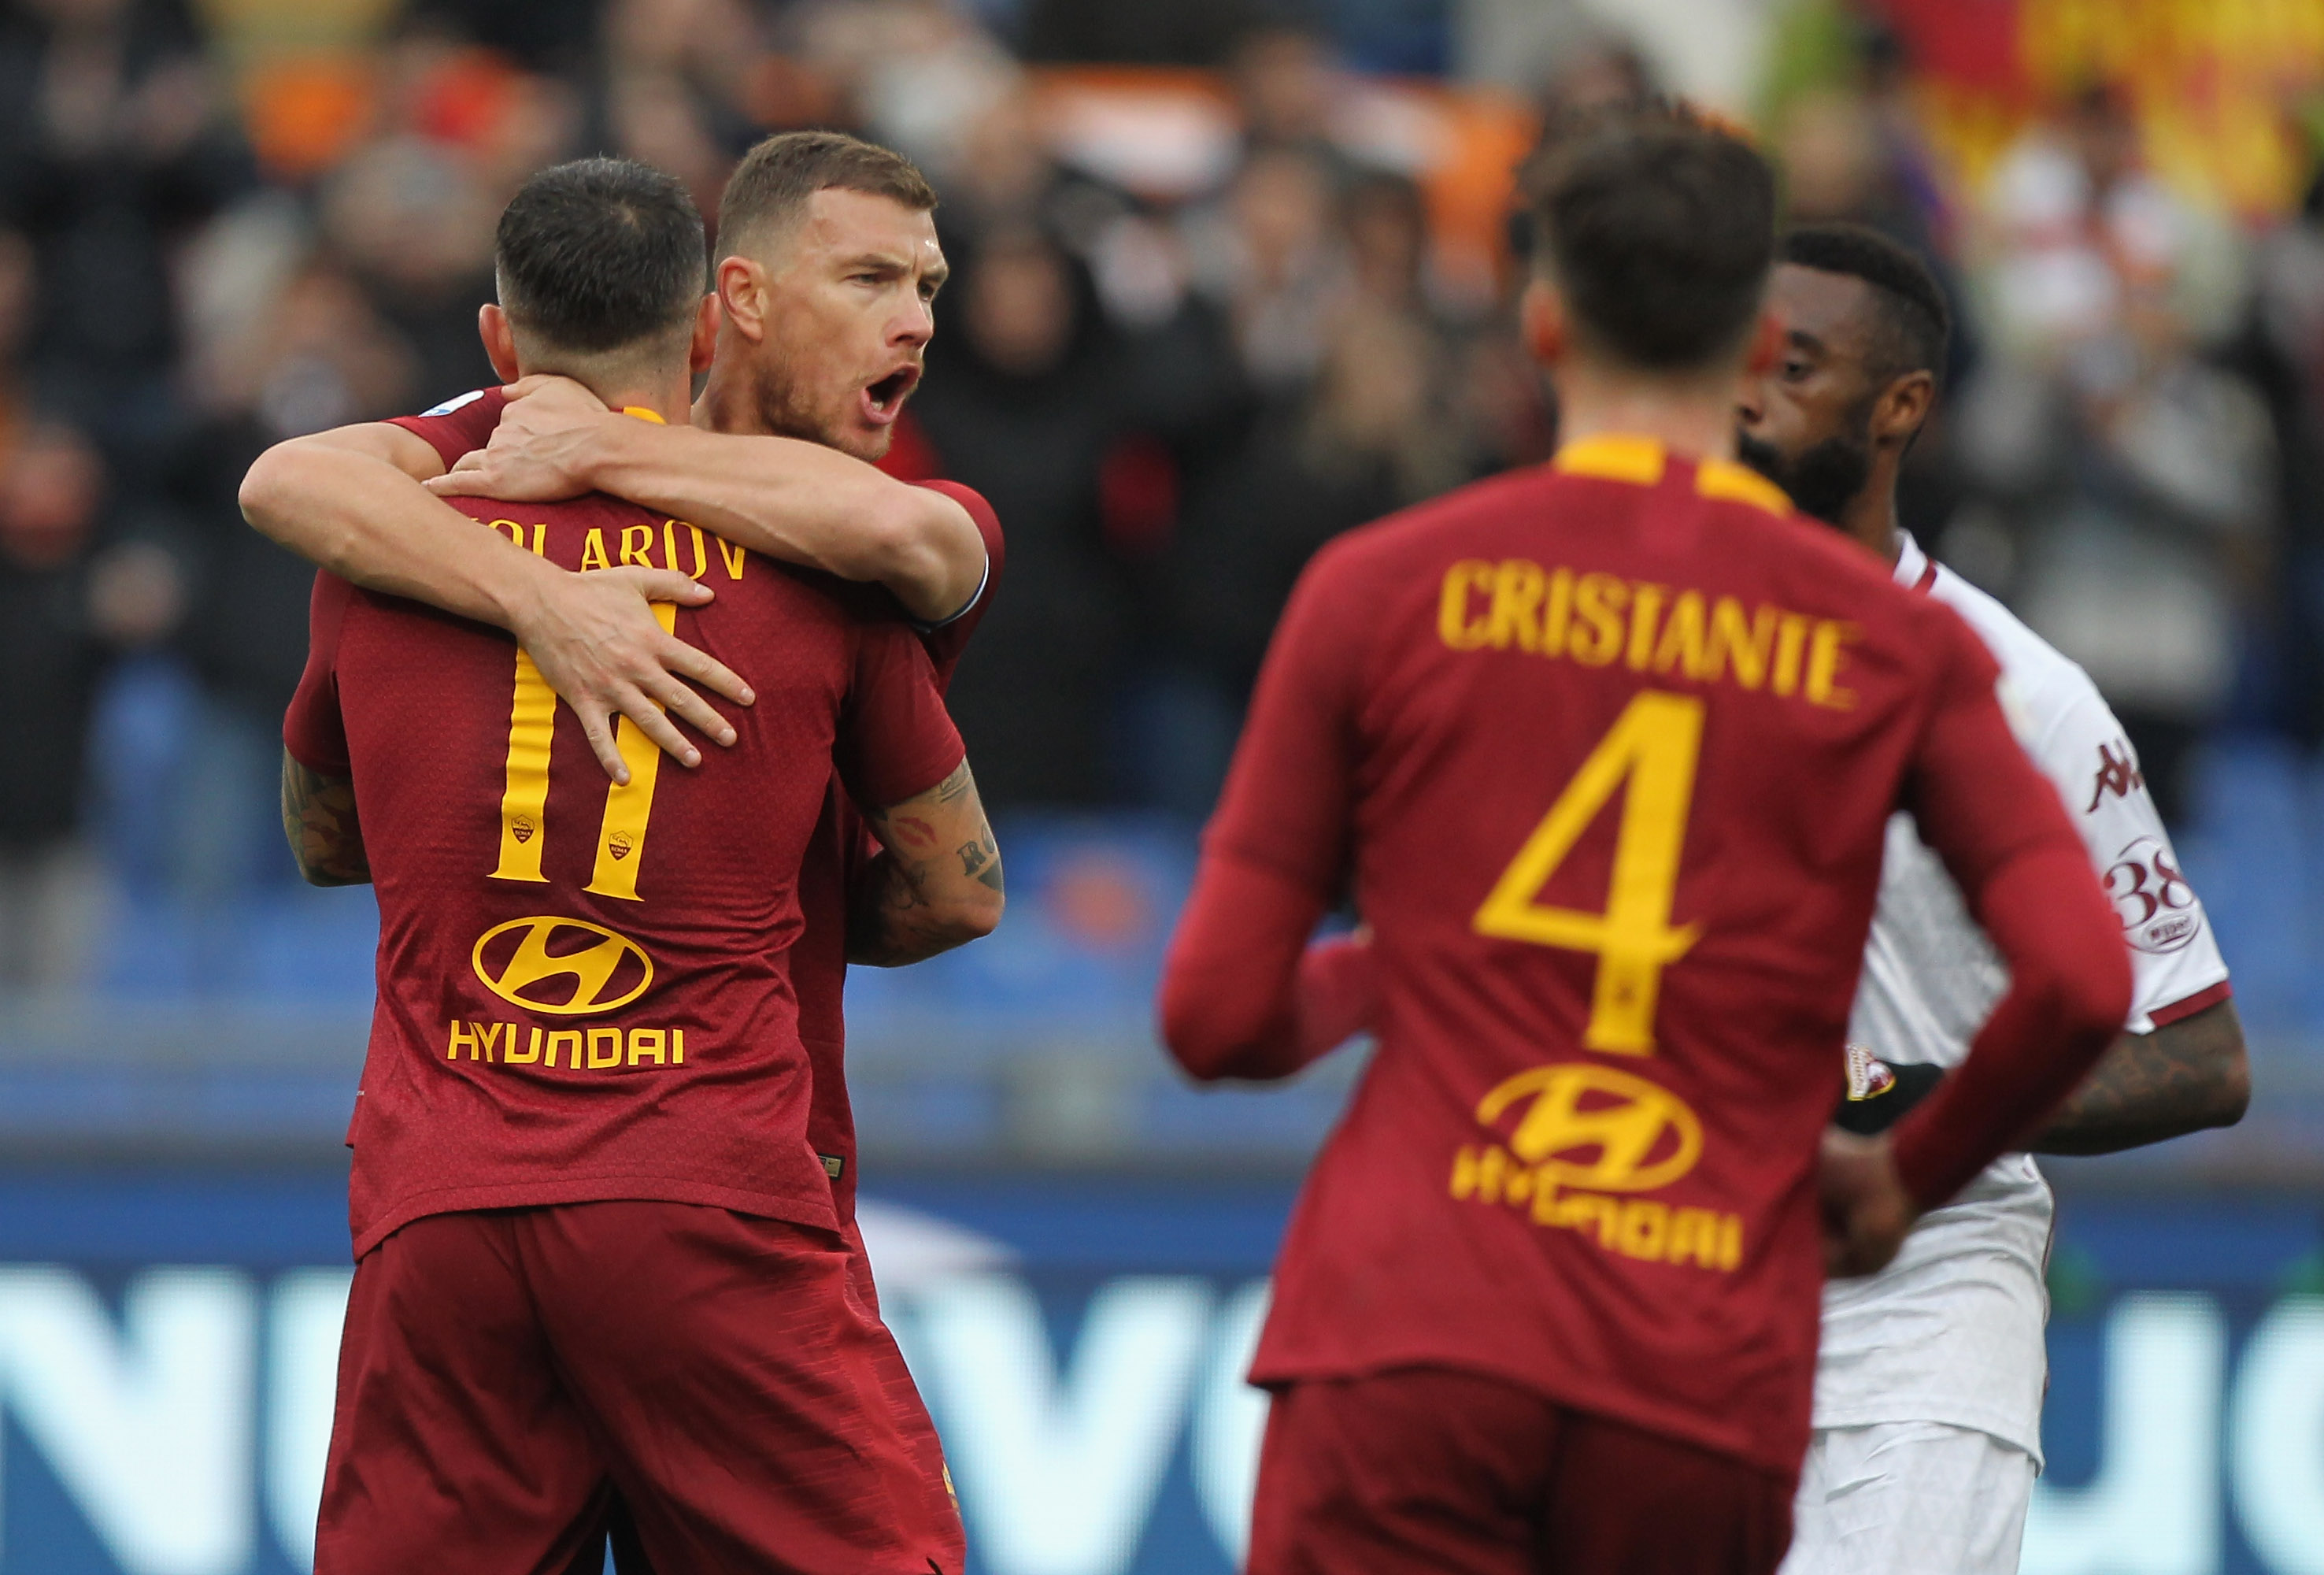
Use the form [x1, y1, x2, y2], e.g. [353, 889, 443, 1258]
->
[1473, 689, 1704, 1054]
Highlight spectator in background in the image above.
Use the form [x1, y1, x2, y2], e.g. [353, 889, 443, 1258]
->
[1531, 32, 1655, 124]
[1229, 25, 1358, 181]
[1145, 169, 1472, 815]
[0, 420, 178, 990]
[1187, 146, 1345, 389]
[906, 227, 1134, 807]
[167, 257, 416, 899]
[1769, 46, 1975, 552]
[316, 24, 548, 410]
[2229, 163, 2324, 752]
[595, 0, 760, 216]
[0, 0, 250, 458]
[1954, 83, 2267, 824]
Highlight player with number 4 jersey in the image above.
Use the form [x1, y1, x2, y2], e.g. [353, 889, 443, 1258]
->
[1160, 111, 2133, 1574]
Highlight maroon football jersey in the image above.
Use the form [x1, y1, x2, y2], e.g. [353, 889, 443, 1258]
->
[387, 392, 1006, 1231]
[283, 481, 964, 1256]
[1203, 435, 2063, 1474]
[794, 484, 1002, 1224]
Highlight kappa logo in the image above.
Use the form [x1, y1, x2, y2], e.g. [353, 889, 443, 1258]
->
[472, 916, 654, 1015]
[1474, 1062, 1701, 1193]
[2087, 739, 2145, 812]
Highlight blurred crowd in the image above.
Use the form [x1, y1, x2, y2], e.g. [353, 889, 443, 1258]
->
[2, 0, 2322, 993]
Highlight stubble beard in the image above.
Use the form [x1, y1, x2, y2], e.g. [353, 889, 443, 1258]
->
[750, 362, 890, 462]
[1735, 413, 1874, 532]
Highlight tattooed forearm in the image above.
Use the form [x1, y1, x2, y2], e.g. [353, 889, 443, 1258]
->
[279, 751, 372, 887]
[846, 851, 957, 965]
[2032, 999, 2249, 1155]
[958, 835, 1001, 891]
[848, 758, 1004, 965]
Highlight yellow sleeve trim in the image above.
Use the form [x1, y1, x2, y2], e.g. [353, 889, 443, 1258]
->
[1696, 460, 1791, 515]
[1552, 435, 1666, 485]
[620, 406, 669, 425]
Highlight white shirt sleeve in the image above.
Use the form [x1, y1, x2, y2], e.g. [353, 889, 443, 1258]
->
[2029, 687, 2232, 1032]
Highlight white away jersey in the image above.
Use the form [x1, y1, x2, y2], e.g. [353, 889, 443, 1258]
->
[1812, 533, 2233, 1462]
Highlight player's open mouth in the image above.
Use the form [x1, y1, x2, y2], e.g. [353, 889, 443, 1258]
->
[860, 366, 920, 424]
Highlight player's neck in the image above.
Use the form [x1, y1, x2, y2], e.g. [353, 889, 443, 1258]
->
[1844, 469, 1906, 568]
[697, 363, 772, 439]
[587, 376, 692, 428]
[521, 361, 692, 427]
[1856, 502, 1904, 569]
[1552, 362, 1741, 466]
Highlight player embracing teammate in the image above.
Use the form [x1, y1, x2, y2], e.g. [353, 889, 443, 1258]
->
[250, 139, 1005, 1573]
[1160, 107, 2137, 1573]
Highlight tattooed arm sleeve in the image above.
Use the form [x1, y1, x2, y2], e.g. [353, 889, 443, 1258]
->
[2032, 996, 2249, 1154]
[847, 757, 1005, 966]
[280, 750, 372, 888]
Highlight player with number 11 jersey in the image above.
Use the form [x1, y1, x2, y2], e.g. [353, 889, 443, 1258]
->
[279, 157, 994, 1575]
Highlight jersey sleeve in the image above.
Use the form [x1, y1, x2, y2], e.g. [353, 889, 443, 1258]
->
[283, 571, 357, 776]
[2031, 686, 2231, 1031]
[1200, 546, 1367, 894]
[912, 480, 1005, 680]
[1158, 546, 1371, 1080]
[834, 624, 966, 810]
[383, 388, 507, 470]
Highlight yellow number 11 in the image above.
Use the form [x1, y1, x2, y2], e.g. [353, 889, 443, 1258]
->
[487, 603, 679, 902]
[1472, 689, 1704, 1054]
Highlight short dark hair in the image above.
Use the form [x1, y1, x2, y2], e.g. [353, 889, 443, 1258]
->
[496, 158, 705, 354]
[1779, 222, 1952, 385]
[717, 131, 936, 256]
[1523, 107, 1777, 370]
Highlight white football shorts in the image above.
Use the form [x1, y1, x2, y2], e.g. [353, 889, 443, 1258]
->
[1781, 1420, 2037, 1575]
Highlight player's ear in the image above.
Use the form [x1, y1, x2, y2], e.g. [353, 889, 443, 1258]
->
[1874, 369, 1937, 447]
[716, 255, 768, 345]
[478, 304, 521, 384]
[688, 293, 720, 375]
[1519, 276, 1567, 368]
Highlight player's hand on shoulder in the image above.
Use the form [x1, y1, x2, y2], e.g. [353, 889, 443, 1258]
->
[427, 375, 613, 504]
[1818, 1127, 1918, 1279]
[511, 565, 756, 784]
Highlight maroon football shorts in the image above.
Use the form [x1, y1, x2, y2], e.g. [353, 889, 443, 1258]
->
[1247, 1366, 1793, 1575]
[313, 1201, 962, 1575]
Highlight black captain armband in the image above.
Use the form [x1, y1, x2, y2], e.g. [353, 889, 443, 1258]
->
[1832, 1046, 1949, 1136]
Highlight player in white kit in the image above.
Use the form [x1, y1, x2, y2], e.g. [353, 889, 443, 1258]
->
[1737, 224, 2250, 1575]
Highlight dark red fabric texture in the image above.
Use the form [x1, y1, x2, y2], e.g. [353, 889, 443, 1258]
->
[1247, 1368, 1793, 1575]
[380, 387, 1008, 1236]
[315, 1202, 960, 1575]
[385, 387, 509, 467]
[792, 479, 1005, 1227]
[1163, 449, 2123, 1475]
[283, 486, 963, 1255]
